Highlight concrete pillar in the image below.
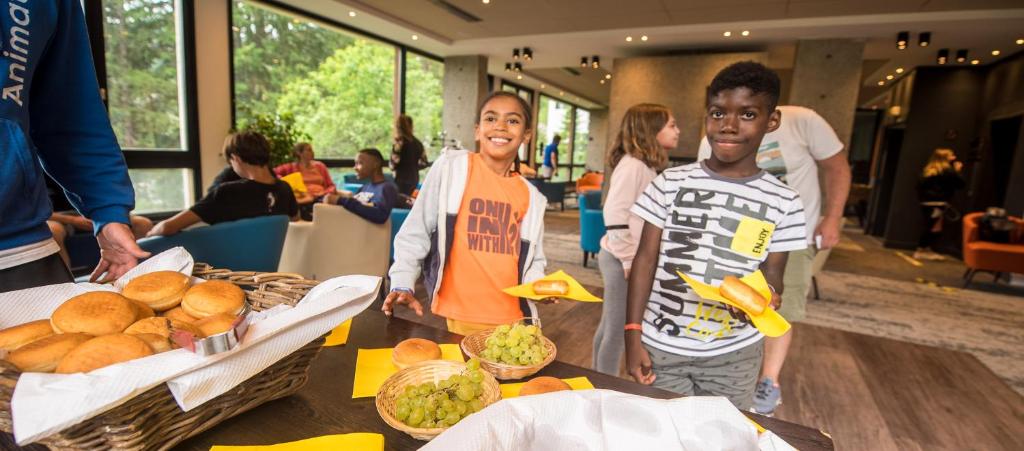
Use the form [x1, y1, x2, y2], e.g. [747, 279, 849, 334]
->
[193, 0, 232, 192]
[788, 39, 865, 147]
[586, 109, 608, 171]
[442, 55, 488, 149]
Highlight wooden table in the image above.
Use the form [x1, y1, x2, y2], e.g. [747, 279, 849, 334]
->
[171, 311, 833, 450]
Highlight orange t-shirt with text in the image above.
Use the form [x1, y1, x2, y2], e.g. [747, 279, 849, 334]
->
[434, 153, 531, 324]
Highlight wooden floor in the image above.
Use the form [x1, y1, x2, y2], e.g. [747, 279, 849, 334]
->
[394, 207, 1024, 450]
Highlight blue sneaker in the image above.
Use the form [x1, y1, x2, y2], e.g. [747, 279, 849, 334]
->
[752, 377, 782, 416]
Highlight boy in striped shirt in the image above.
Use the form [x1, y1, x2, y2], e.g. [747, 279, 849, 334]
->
[624, 61, 807, 410]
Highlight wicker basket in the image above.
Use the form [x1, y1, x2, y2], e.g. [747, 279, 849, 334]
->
[0, 265, 322, 451]
[375, 360, 501, 441]
[460, 325, 557, 381]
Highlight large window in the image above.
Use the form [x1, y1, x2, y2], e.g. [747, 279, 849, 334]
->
[89, 0, 199, 214]
[536, 96, 589, 182]
[404, 52, 445, 161]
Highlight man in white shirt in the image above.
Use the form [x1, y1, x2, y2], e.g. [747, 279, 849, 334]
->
[698, 105, 851, 415]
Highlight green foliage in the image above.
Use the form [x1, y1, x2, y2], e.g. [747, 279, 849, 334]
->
[237, 112, 311, 168]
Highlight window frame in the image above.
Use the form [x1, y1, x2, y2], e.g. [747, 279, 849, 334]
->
[537, 93, 590, 181]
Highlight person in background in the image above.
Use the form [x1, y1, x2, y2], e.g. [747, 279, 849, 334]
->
[541, 134, 561, 179]
[697, 103, 850, 416]
[47, 213, 153, 266]
[391, 114, 428, 196]
[0, 0, 149, 292]
[383, 91, 553, 336]
[148, 132, 299, 236]
[592, 103, 678, 376]
[626, 61, 807, 411]
[915, 148, 964, 260]
[274, 142, 336, 220]
[323, 148, 398, 225]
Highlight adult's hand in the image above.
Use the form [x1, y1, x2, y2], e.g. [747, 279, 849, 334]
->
[90, 223, 151, 283]
[815, 215, 842, 250]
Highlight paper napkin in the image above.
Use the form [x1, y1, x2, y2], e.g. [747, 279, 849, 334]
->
[499, 376, 594, 398]
[210, 433, 384, 451]
[503, 270, 601, 302]
[677, 270, 791, 337]
[351, 344, 464, 398]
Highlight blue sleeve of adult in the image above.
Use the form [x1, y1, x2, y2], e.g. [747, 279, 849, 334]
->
[30, 0, 134, 235]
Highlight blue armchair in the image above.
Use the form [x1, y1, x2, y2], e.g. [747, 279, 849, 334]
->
[390, 208, 410, 261]
[136, 215, 290, 272]
[579, 190, 606, 268]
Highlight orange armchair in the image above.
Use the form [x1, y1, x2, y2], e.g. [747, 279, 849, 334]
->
[961, 212, 1024, 288]
[576, 172, 603, 194]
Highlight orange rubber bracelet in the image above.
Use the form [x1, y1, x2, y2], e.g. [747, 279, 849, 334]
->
[624, 323, 642, 331]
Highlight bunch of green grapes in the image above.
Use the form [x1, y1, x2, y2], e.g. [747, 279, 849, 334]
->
[393, 358, 488, 429]
[479, 323, 547, 366]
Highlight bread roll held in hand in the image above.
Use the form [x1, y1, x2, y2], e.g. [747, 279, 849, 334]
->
[56, 334, 154, 374]
[181, 280, 246, 318]
[0, 320, 55, 352]
[718, 276, 769, 315]
[532, 279, 569, 296]
[392, 338, 442, 369]
[122, 271, 191, 311]
[519, 376, 571, 396]
[51, 292, 137, 335]
[6, 333, 93, 373]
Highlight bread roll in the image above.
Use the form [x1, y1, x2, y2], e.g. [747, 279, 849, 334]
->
[392, 338, 442, 369]
[128, 299, 155, 321]
[0, 320, 55, 352]
[519, 376, 571, 396]
[7, 333, 93, 373]
[51, 292, 137, 336]
[532, 280, 569, 296]
[55, 334, 154, 374]
[132, 333, 172, 354]
[124, 317, 203, 341]
[122, 271, 191, 311]
[181, 280, 245, 319]
[193, 313, 238, 337]
[719, 276, 768, 315]
[163, 306, 198, 324]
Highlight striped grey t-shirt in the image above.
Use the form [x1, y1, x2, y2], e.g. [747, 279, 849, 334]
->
[631, 161, 807, 357]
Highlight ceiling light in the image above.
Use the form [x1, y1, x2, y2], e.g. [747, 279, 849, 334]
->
[348, 11, 356, 17]
[641, 35, 648, 41]
[513, 62, 522, 72]
[559, 91, 564, 96]
[878, 80, 885, 86]
[626, 36, 633, 42]
[918, 32, 930, 47]
[540, 84, 545, 89]
[955, 49, 967, 63]
[504, 63, 511, 72]
[523, 48, 533, 61]
[411, 35, 418, 40]
[886, 74, 894, 80]
[971, 59, 980, 65]
[580, 57, 588, 68]
[516, 74, 523, 80]
[591, 55, 600, 69]
[991, 50, 1000, 56]
[937, 48, 949, 64]
[741, 30, 750, 37]
[1017, 38, 1023, 45]
[600, 79, 605, 84]
[895, 67, 904, 74]
[896, 31, 909, 49]
[723, 31, 732, 37]
[605, 74, 612, 80]
[513, 48, 520, 60]
[482, 0, 490, 3]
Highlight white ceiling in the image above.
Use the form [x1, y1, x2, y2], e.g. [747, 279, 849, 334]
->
[278, 0, 1024, 107]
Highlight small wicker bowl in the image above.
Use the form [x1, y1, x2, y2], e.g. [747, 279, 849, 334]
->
[460, 326, 557, 381]
[375, 360, 502, 441]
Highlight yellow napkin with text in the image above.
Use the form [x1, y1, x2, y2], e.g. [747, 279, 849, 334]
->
[503, 270, 601, 302]
[323, 319, 352, 347]
[351, 344, 464, 398]
[677, 270, 790, 337]
[210, 433, 383, 451]
[499, 376, 595, 398]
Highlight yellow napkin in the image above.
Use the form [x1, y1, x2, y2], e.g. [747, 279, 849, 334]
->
[499, 376, 595, 398]
[323, 319, 352, 347]
[351, 344, 464, 398]
[676, 270, 791, 338]
[210, 433, 383, 450]
[748, 418, 767, 434]
[503, 270, 602, 302]
[280, 172, 308, 198]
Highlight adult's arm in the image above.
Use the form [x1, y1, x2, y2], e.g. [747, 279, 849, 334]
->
[815, 151, 851, 249]
[317, 161, 337, 194]
[273, 163, 296, 178]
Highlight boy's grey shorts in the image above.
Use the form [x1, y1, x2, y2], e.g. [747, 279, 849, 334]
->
[645, 340, 764, 410]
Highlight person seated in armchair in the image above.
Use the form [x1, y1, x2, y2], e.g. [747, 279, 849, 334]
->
[322, 148, 398, 225]
[148, 132, 299, 237]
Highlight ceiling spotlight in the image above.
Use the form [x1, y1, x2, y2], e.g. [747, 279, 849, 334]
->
[559, 91, 564, 96]
[600, 79, 605, 84]
[483, 0, 490, 4]
[886, 74, 894, 80]
[513, 48, 520, 60]
[411, 35, 418, 40]
[878, 80, 885, 86]
[580, 57, 588, 68]
[918, 32, 930, 47]
[937, 48, 949, 64]
[523, 47, 533, 61]
[741, 30, 750, 37]
[348, 11, 356, 17]
[626, 36, 633, 42]
[513, 62, 522, 72]
[956, 49, 967, 63]
[895, 67, 904, 73]
[504, 63, 511, 72]
[641, 35, 648, 41]
[723, 31, 732, 37]
[1017, 38, 1023, 45]
[540, 84, 545, 89]
[605, 74, 612, 80]
[991, 50, 1001, 56]
[591, 56, 600, 69]
[896, 31, 909, 49]
[971, 59, 980, 65]
[516, 74, 523, 80]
